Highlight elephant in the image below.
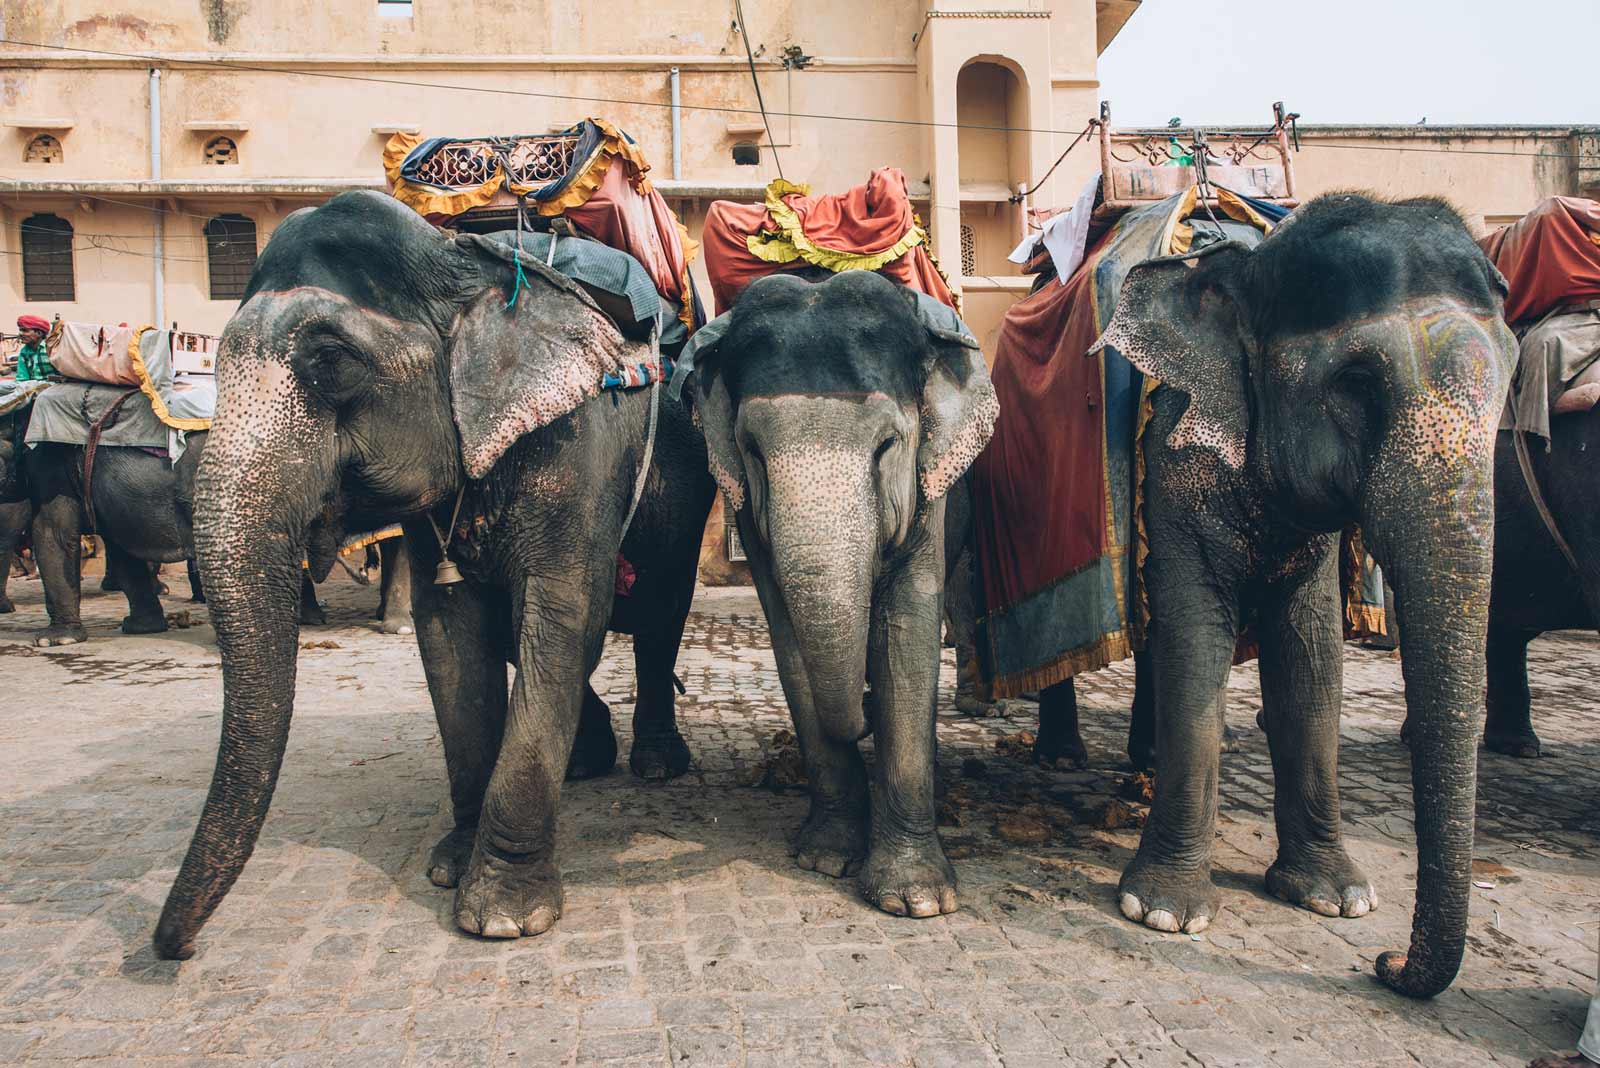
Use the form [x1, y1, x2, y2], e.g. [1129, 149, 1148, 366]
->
[678, 269, 998, 918]
[1470, 409, 1599, 757]
[1090, 193, 1515, 998]
[0, 401, 413, 641]
[153, 190, 715, 960]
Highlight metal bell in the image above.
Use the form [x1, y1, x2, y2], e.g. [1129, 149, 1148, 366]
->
[433, 558, 464, 586]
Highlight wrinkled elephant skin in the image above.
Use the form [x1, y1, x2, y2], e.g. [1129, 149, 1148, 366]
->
[686, 271, 997, 919]
[153, 191, 715, 960]
[1096, 194, 1514, 998]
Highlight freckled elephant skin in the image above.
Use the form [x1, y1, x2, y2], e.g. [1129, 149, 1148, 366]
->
[687, 270, 997, 920]
[1095, 194, 1515, 997]
[152, 191, 716, 960]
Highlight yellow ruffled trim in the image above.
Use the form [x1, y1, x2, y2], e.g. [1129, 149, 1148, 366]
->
[129, 326, 211, 432]
[747, 177, 929, 274]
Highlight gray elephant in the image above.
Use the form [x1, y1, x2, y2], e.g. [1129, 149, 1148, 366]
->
[0, 399, 412, 641]
[1472, 408, 1600, 757]
[677, 270, 998, 917]
[154, 190, 715, 960]
[1095, 193, 1514, 998]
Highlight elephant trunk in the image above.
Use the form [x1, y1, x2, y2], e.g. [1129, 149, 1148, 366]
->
[1363, 452, 1495, 998]
[154, 364, 333, 960]
[764, 457, 878, 743]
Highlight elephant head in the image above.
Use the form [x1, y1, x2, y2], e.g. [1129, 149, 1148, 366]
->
[681, 270, 997, 742]
[153, 190, 648, 960]
[1097, 193, 1515, 997]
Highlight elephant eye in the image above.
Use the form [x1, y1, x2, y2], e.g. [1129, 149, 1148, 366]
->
[874, 434, 899, 464]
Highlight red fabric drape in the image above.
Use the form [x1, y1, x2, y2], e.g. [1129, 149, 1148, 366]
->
[564, 156, 694, 307]
[701, 168, 957, 313]
[970, 250, 1108, 615]
[1478, 196, 1600, 325]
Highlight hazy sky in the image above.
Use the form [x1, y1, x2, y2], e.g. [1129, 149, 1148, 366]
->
[1098, 0, 1598, 127]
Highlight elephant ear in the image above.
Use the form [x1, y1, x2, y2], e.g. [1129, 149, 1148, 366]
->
[675, 312, 746, 509]
[448, 233, 640, 479]
[907, 289, 1000, 501]
[1092, 241, 1253, 469]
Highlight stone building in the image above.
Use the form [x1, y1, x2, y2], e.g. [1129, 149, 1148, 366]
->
[0, 0, 1138, 341]
[3, 1, 1595, 579]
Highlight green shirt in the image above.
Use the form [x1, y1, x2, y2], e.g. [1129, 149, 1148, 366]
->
[14, 340, 53, 381]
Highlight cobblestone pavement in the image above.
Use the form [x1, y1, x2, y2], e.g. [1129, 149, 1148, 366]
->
[1, 570, 1596, 1067]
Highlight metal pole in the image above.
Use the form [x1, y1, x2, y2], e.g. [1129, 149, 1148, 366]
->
[149, 68, 165, 328]
[669, 67, 682, 180]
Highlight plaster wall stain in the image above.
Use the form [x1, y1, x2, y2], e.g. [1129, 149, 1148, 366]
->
[202, 0, 245, 44]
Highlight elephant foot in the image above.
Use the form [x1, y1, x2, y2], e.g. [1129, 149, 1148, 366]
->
[99, 575, 123, 594]
[34, 623, 88, 647]
[954, 690, 996, 717]
[1266, 847, 1377, 918]
[1219, 722, 1242, 754]
[1118, 855, 1219, 934]
[858, 837, 958, 918]
[565, 710, 618, 781]
[380, 615, 415, 636]
[453, 849, 563, 939]
[1483, 726, 1542, 759]
[794, 808, 868, 878]
[427, 826, 477, 888]
[629, 729, 691, 781]
[300, 600, 327, 627]
[1033, 728, 1089, 770]
[121, 612, 170, 636]
[189, 591, 205, 604]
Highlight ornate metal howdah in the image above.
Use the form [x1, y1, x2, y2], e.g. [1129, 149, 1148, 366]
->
[409, 133, 582, 191]
[1093, 101, 1299, 230]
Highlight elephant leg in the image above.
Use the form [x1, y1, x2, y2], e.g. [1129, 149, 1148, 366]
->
[454, 572, 607, 940]
[298, 568, 326, 626]
[1118, 591, 1236, 934]
[859, 536, 956, 918]
[31, 493, 88, 646]
[1035, 680, 1089, 768]
[107, 540, 169, 635]
[98, 538, 122, 593]
[1483, 625, 1541, 758]
[0, 500, 30, 613]
[376, 537, 414, 635]
[745, 521, 869, 877]
[409, 559, 509, 889]
[1126, 650, 1156, 771]
[187, 557, 205, 603]
[1258, 552, 1376, 919]
[627, 583, 694, 783]
[565, 683, 618, 780]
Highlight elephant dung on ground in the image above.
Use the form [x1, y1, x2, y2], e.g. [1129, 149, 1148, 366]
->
[680, 270, 998, 917]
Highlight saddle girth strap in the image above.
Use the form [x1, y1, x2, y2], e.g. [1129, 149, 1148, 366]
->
[1512, 428, 1582, 575]
[82, 388, 143, 533]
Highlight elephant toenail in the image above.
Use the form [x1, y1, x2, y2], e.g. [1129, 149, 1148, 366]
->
[1144, 909, 1180, 932]
[1119, 893, 1146, 922]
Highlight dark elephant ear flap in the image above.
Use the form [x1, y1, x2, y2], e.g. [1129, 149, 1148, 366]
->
[678, 313, 746, 509]
[1092, 242, 1252, 470]
[909, 290, 1000, 501]
[448, 234, 634, 479]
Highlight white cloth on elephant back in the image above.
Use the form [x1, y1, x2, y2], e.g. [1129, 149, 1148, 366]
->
[1502, 301, 1600, 442]
[0, 379, 50, 416]
[24, 381, 191, 459]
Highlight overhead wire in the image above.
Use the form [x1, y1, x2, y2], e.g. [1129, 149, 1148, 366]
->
[0, 36, 1093, 138]
[731, 0, 783, 180]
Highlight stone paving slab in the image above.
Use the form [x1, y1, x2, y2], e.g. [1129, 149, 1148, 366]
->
[0, 569, 1595, 1066]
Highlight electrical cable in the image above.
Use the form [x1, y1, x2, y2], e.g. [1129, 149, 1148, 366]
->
[0, 36, 1093, 138]
[731, 0, 782, 179]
